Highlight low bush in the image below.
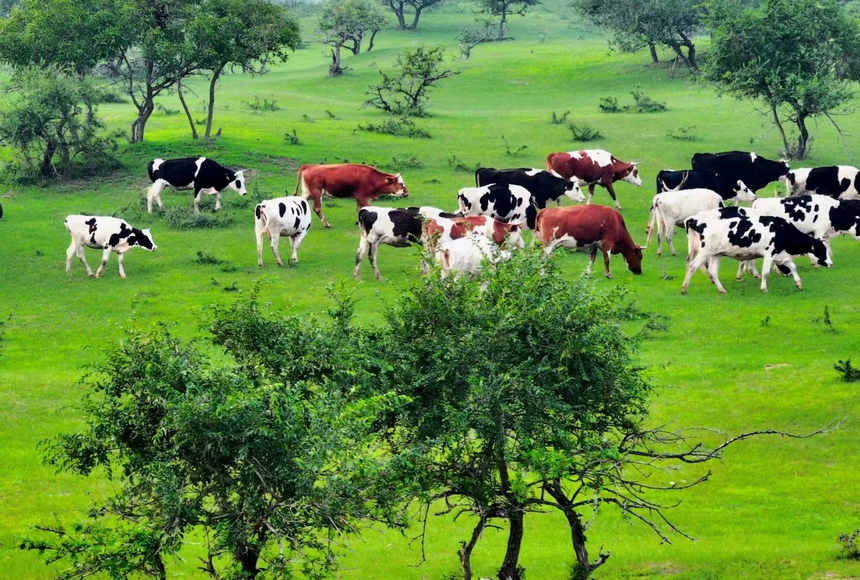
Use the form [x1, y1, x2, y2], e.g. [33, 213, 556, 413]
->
[356, 117, 431, 138]
[568, 123, 602, 142]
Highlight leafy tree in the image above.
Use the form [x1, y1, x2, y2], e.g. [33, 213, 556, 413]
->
[24, 293, 405, 579]
[364, 45, 460, 117]
[0, 0, 19, 16]
[382, 0, 444, 29]
[703, 0, 860, 159]
[316, 0, 388, 76]
[0, 65, 119, 180]
[187, 0, 301, 139]
[370, 249, 828, 580]
[479, 0, 540, 40]
[573, 0, 701, 69]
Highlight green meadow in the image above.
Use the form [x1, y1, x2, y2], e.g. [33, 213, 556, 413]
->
[2, 2, 860, 578]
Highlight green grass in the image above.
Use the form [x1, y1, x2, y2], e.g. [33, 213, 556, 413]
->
[2, 2, 860, 578]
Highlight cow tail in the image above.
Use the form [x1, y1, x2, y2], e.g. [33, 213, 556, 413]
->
[645, 201, 657, 247]
[146, 160, 157, 182]
[294, 166, 305, 197]
[685, 218, 700, 265]
[256, 204, 268, 228]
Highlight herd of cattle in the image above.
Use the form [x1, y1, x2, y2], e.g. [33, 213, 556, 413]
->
[62, 149, 860, 293]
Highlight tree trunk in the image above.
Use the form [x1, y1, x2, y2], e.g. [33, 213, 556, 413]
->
[205, 65, 224, 139]
[459, 514, 488, 580]
[368, 30, 378, 52]
[329, 45, 344, 77]
[390, 0, 407, 28]
[177, 79, 198, 140]
[649, 42, 658, 63]
[686, 43, 697, 71]
[410, 6, 422, 28]
[234, 543, 261, 578]
[497, 510, 524, 580]
[498, 10, 507, 40]
[796, 114, 810, 159]
[40, 139, 56, 177]
[771, 105, 791, 158]
[130, 100, 155, 143]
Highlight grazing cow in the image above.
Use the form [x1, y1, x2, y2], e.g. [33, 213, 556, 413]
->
[65, 215, 157, 278]
[690, 151, 789, 192]
[457, 184, 536, 228]
[475, 167, 585, 208]
[545, 149, 641, 209]
[435, 234, 511, 279]
[535, 205, 644, 278]
[783, 166, 860, 199]
[656, 169, 755, 201]
[294, 163, 408, 228]
[147, 157, 247, 214]
[681, 207, 831, 294]
[354, 206, 462, 280]
[645, 189, 727, 257]
[255, 196, 312, 267]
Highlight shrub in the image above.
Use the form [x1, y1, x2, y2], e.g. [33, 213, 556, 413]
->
[386, 156, 425, 171]
[667, 126, 698, 141]
[284, 129, 300, 145]
[356, 117, 431, 138]
[839, 529, 860, 559]
[502, 135, 527, 156]
[834, 358, 860, 382]
[599, 88, 666, 113]
[162, 207, 234, 230]
[568, 123, 602, 142]
[550, 110, 571, 124]
[598, 97, 621, 113]
[244, 96, 280, 112]
[448, 155, 480, 172]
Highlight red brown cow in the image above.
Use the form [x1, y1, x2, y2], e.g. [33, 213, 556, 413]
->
[294, 163, 408, 228]
[535, 205, 644, 278]
[546, 149, 641, 210]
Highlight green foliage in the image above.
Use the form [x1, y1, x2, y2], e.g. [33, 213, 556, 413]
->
[702, 0, 860, 158]
[478, 0, 541, 39]
[244, 95, 281, 112]
[838, 529, 860, 559]
[667, 125, 698, 141]
[317, 0, 388, 75]
[599, 88, 666, 113]
[0, 65, 120, 181]
[356, 117, 432, 138]
[448, 154, 480, 172]
[834, 358, 860, 382]
[550, 110, 571, 124]
[502, 135, 527, 156]
[598, 96, 621, 113]
[161, 206, 234, 229]
[284, 128, 301, 144]
[385, 155, 425, 170]
[567, 122, 602, 141]
[364, 45, 460, 118]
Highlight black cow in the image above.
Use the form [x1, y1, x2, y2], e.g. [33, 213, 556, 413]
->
[475, 168, 585, 208]
[691, 151, 789, 192]
[656, 169, 755, 201]
[784, 166, 860, 199]
[146, 156, 247, 214]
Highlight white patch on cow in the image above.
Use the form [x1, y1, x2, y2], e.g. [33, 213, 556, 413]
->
[750, 152, 758, 163]
[734, 181, 757, 202]
[151, 159, 164, 172]
[195, 157, 206, 178]
[785, 167, 813, 195]
[836, 166, 860, 200]
[436, 234, 509, 279]
[645, 189, 723, 257]
[256, 196, 312, 267]
[568, 149, 613, 167]
[622, 165, 642, 187]
[525, 168, 542, 176]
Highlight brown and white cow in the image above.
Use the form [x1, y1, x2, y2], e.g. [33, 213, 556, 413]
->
[294, 163, 408, 228]
[421, 215, 524, 275]
[534, 205, 644, 278]
[545, 149, 641, 209]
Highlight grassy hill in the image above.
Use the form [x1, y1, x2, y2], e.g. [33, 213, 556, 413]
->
[2, 1, 860, 578]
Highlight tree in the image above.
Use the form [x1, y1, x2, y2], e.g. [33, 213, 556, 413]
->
[364, 45, 460, 117]
[703, 0, 860, 159]
[188, 0, 301, 139]
[369, 249, 829, 580]
[479, 0, 540, 40]
[573, 0, 701, 69]
[382, 0, 444, 29]
[24, 293, 406, 579]
[317, 0, 388, 76]
[0, 65, 119, 180]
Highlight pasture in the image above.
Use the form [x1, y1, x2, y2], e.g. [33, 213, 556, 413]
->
[1, 3, 860, 578]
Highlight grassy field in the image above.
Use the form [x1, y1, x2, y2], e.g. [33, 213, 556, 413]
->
[2, 2, 860, 578]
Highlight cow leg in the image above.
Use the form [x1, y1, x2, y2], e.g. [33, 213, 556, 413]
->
[67, 242, 93, 276]
[759, 255, 775, 292]
[602, 247, 612, 279]
[606, 183, 621, 210]
[309, 194, 331, 228]
[681, 253, 711, 294]
[214, 191, 222, 212]
[116, 251, 127, 279]
[666, 226, 677, 257]
[586, 184, 596, 205]
[585, 247, 597, 276]
[146, 180, 167, 214]
[193, 188, 203, 214]
[289, 229, 309, 265]
[95, 247, 113, 278]
[369, 240, 384, 281]
[256, 227, 267, 267]
[705, 256, 726, 293]
[269, 234, 284, 267]
[354, 235, 370, 279]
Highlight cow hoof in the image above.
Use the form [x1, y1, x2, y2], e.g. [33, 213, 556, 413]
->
[289, 259, 298, 265]
[605, 274, 613, 279]
[719, 289, 728, 294]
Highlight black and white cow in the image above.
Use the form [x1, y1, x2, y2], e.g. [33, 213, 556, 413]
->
[783, 166, 860, 199]
[691, 151, 789, 193]
[457, 184, 536, 228]
[147, 156, 247, 214]
[255, 196, 312, 267]
[65, 215, 157, 278]
[656, 169, 755, 201]
[475, 168, 585, 208]
[681, 207, 831, 294]
[354, 206, 457, 280]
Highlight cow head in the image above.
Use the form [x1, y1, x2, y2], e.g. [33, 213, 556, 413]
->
[385, 174, 409, 198]
[503, 223, 526, 249]
[229, 170, 248, 196]
[624, 246, 644, 275]
[564, 181, 586, 203]
[732, 180, 757, 202]
[130, 228, 157, 252]
[622, 163, 642, 187]
[807, 238, 832, 268]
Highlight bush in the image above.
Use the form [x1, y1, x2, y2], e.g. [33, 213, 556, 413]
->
[244, 96, 280, 112]
[356, 117, 431, 138]
[599, 88, 666, 113]
[839, 529, 860, 559]
[162, 207, 234, 230]
[667, 126, 698, 141]
[550, 110, 570, 124]
[568, 123, 602, 142]
[834, 358, 860, 382]
[598, 97, 621, 113]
